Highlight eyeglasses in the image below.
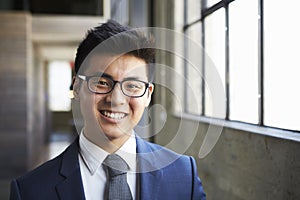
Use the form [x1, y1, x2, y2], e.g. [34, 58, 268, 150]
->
[77, 74, 150, 98]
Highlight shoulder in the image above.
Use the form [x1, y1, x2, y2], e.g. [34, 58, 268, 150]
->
[15, 139, 78, 186]
[137, 137, 192, 157]
[10, 139, 84, 199]
[138, 139, 206, 199]
[16, 150, 64, 186]
[10, 151, 65, 199]
[137, 137, 195, 171]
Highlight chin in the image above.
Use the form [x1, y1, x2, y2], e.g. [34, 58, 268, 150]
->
[101, 125, 132, 138]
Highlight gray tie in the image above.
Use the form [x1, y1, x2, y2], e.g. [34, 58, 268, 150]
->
[103, 154, 133, 200]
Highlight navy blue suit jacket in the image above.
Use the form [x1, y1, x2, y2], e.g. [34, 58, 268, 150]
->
[10, 136, 206, 200]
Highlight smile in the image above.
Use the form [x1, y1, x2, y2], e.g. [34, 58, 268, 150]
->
[100, 110, 127, 120]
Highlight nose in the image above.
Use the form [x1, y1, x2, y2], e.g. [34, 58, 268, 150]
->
[105, 83, 127, 105]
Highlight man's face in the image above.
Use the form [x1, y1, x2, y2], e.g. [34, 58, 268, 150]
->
[74, 54, 154, 147]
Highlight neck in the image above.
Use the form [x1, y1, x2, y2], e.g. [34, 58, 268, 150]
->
[83, 127, 132, 153]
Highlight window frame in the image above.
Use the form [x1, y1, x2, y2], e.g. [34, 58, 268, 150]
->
[181, 0, 300, 141]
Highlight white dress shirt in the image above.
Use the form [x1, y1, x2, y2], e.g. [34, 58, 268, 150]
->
[78, 131, 137, 200]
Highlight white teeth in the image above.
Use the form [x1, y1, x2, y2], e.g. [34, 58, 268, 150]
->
[102, 111, 126, 119]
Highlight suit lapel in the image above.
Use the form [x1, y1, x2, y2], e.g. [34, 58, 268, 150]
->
[55, 138, 86, 200]
[136, 137, 162, 200]
[54, 136, 164, 199]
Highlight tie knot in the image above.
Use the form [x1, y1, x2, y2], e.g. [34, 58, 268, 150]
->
[103, 154, 129, 177]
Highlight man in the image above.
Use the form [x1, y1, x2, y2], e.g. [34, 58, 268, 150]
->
[10, 20, 206, 200]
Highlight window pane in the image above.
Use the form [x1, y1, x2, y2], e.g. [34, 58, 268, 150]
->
[48, 61, 72, 111]
[186, 0, 201, 24]
[204, 8, 226, 118]
[206, 0, 221, 8]
[186, 22, 202, 114]
[264, 0, 300, 131]
[229, 0, 259, 123]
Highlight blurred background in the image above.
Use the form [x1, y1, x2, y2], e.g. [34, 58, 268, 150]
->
[0, 0, 300, 199]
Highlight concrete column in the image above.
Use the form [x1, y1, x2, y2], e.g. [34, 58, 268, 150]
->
[0, 12, 32, 178]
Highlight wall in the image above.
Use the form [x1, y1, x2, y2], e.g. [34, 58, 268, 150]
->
[154, 113, 300, 199]
[51, 111, 75, 136]
[0, 10, 109, 199]
[0, 12, 33, 199]
[151, 0, 300, 199]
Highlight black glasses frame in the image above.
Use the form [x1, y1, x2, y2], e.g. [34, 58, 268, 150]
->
[77, 74, 150, 98]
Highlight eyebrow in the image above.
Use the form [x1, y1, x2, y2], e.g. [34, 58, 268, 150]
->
[92, 72, 148, 82]
[92, 72, 113, 79]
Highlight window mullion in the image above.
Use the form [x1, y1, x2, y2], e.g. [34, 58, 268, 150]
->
[225, 4, 230, 120]
[258, 0, 264, 125]
[183, 0, 188, 113]
[201, 0, 206, 116]
[201, 20, 206, 116]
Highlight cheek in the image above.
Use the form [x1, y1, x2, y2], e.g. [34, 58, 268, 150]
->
[129, 98, 147, 115]
[79, 91, 99, 118]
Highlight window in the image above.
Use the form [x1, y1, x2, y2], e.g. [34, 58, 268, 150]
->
[206, 0, 222, 8]
[185, 0, 202, 115]
[183, 0, 300, 132]
[204, 8, 226, 118]
[264, 0, 300, 132]
[48, 61, 72, 112]
[229, 0, 258, 124]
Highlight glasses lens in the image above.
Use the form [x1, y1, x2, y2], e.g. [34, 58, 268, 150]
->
[122, 80, 146, 97]
[89, 76, 113, 93]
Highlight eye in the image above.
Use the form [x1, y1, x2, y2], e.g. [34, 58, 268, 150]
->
[123, 81, 144, 90]
[92, 77, 112, 88]
[98, 80, 109, 86]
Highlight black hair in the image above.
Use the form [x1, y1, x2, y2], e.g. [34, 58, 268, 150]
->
[74, 20, 155, 81]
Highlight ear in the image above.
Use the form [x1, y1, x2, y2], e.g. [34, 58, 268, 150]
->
[145, 83, 154, 107]
[72, 76, 81, 101]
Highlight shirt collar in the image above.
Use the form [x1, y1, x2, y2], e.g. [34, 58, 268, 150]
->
[115, 133, 137, 172]
[79, 130, 137, 175]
